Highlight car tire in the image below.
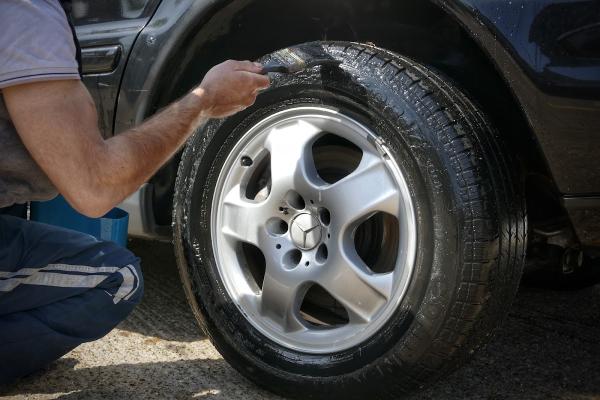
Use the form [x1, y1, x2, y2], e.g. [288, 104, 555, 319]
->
[173, 41, 527, 399]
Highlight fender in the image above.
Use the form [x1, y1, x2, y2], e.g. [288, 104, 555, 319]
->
[116, 0, 600, 196]
[434, 0, 600, 195]
[114, 0, 233, 135]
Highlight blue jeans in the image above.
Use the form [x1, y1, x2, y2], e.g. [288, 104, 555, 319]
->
[0, 215, 143, 384]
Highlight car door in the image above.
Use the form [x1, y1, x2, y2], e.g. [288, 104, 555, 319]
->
[71, 0, 161, 137]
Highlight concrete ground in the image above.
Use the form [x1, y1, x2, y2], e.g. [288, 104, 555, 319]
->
[2, 239, 600, 400]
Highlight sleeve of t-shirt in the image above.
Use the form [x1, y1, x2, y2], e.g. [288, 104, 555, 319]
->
[0, 0, 80, 89]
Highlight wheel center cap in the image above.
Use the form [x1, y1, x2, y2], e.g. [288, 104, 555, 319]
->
[290, 213, 322, 250]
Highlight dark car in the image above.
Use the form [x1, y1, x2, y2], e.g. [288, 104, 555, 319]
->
[72, 0, 599, 398]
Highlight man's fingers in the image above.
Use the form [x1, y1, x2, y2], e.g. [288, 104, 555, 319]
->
[244, 96, 256, 107]
[253, 73, 270, 89]
[234, 60, 263, 74]
[238, 71, 270, 90]
[198, 59, 270, 119]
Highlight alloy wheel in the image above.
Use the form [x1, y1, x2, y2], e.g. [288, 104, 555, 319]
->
[211, 106, 416, 353]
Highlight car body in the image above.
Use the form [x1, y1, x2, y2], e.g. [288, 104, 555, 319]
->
[73, 0, 600, 245]
[70, 0, 599, 397]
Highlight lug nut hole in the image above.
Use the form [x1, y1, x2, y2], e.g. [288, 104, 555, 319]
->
[276, 244, 281, 249]
[319, 207, 331, 226]
[267, 218, 288, 235]
[316, 244, 328, 263]
[285, 190, 305, 210]
[283, 249, 302, 268]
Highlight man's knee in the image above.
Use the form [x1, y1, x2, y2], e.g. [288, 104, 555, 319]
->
[123, 255, 144, 306]
[99, 242, 144, 307]
[57, 244, 144, 340]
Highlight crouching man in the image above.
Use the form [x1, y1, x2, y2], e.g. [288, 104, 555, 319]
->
[0, 0, 269, 383]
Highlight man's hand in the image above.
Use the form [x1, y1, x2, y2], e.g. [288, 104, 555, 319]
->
[3, 60, 270, 217]
[194, 60, 270, 119]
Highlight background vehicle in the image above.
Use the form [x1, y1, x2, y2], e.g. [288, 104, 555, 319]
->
[73, 0, 600, 398]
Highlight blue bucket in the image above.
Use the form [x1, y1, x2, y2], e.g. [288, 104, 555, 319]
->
[30, 195, 129, 247]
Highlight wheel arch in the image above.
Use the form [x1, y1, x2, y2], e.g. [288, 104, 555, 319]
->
[118, 0, 559, 228]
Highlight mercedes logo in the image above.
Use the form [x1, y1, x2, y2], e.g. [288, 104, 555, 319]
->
[290, 213, 323, 250]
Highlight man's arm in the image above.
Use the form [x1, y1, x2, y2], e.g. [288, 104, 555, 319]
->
[3, 60, 269, 217]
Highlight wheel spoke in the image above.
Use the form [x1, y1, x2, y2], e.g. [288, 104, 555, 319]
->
[259, 262, 306, 332]
[320, 152, 400, 229]
[265, 120, 323, 196]
[221, 185, 270, 246]
[318, 249, 392, 323]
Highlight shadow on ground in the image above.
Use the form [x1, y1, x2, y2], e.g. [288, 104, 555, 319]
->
[3, 358, 274, 399]
[416, 283, 600, 400]
[119, 239, 204, 342]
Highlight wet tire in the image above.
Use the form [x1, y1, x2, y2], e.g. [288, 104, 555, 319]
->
[173, 42, 527, 399]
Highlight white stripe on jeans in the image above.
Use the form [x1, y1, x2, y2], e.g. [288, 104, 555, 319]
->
[0, 264, 119, 279]
[0, 264, 140, 304]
